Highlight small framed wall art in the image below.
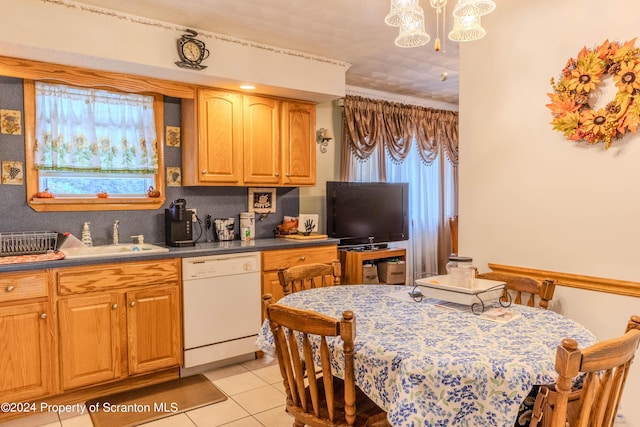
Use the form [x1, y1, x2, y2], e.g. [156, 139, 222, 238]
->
[166, 167, 182, 187]
[2, 161, 23, 184]
[248, 188, 276, 214]
[1, 110, 22, 135]
[166, 126, 181, 147]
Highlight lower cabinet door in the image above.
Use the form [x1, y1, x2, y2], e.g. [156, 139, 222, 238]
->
[58, 293, 121, 390]
[126, 285, 181, 374]
[0, 302, 53, 401]
[262, 271, 285, 303]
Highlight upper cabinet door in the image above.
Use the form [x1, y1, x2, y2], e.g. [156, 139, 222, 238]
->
[243, 95, 281, 185]
[196, 89, 244, 185]
[282, 101, 316, 186]
[182, 89, 316, 187]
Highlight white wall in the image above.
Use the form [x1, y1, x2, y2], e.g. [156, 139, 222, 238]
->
[460, 0, 640, 423]
[0, 0, 348, 103]
[299, 99, 342, 233]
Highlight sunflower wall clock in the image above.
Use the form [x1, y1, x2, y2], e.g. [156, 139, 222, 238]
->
[546, 38, 640, 148]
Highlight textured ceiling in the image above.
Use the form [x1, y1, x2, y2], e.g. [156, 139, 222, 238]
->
[73, 0, 460, 104]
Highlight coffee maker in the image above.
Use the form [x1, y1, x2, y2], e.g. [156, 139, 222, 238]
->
[165, 199, 195, 247]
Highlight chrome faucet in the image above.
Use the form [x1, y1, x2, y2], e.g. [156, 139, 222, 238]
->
[113, 220, 120, 245]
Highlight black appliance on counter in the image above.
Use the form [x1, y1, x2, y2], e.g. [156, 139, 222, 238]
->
[165, 199, 195, 247]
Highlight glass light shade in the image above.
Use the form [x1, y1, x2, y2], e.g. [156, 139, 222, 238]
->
[448, 15, 486, 42]
[453, 0, 496, 17]
[395, 14, 431, 48]
[385, 0, 423, 27]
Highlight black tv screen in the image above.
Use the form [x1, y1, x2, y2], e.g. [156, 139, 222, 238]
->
[326, 181, 409, 247]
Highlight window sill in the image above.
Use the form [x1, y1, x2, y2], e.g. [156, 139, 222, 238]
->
[29, 196, 166, 212]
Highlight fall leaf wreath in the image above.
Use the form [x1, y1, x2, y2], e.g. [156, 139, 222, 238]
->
[547, 38, 640, 148]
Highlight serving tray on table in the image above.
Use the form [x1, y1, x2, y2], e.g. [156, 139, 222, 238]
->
[415, 275, 508, 312]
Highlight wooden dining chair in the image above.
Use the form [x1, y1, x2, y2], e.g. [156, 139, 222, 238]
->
[476, 271, 556, 309]
[262, 294, 390, 427]
[533, 315, 640, 427]
[449, 215, 458, 256]
[278, 260, 341, 296]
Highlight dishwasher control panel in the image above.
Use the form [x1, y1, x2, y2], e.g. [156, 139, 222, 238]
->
[182, 252, 261, 280]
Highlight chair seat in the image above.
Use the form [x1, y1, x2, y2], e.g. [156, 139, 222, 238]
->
[287, 376, 390, 427]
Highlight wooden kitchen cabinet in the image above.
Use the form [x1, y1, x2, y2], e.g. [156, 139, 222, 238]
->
[261, 245, 338, 304]
[54, 258, 182, 391]
[243, 95, 281, 185]
[58, 293, 121, 390]
[182, 88, 316, 186]
[185, 88, 243, 185]
[0, 272, 54, 402]
[281, 101, 316, 186]
[126, 285, 181, 375]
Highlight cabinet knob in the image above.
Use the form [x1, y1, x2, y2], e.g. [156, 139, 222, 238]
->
[40, 313, 47, 319]
[286, 173, 290, 177]
[112, 303, 118, 309]
[300, 256, 306, 261]
[201, 170, 207, 175]
[6, 285, 14, 292]
[130, 301, 136, 307]
[275, 173, 280, 177]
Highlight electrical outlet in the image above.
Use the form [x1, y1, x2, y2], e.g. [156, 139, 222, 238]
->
[191, 208, 197, 222]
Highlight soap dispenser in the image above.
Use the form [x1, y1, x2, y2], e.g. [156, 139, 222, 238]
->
[81, 222, 93, 247]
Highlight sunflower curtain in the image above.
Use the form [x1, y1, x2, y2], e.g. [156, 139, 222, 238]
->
[34, 82, 158, 174]
[340, 95, 459, 275]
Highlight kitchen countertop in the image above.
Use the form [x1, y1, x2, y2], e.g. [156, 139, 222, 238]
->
[0, 237, 340, 272]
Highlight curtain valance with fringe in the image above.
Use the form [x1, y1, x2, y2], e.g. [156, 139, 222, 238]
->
[342, 95, 459, 166]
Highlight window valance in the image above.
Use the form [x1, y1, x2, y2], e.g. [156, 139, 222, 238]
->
[342, 95, 459, 166]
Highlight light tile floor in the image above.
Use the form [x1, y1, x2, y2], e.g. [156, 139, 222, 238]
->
[1, 358, 293, 427]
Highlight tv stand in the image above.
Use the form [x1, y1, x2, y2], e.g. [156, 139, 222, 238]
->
[340, 247, 406, 284]
[352, 243, 388, 251]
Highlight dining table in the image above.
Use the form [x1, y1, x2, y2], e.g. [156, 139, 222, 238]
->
[256, 284, 598, 427]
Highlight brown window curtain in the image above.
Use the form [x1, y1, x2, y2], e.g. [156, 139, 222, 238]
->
[340, 95, 459, 274]
[342, 95, 458, 168]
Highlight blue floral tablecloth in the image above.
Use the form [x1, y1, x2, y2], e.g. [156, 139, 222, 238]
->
[256, 284, 597, 427]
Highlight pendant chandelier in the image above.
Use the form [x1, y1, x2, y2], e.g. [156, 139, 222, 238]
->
[395, 15, 431, 48]
[385, 0, 424, 27]
[385, 0, 496, 49]
[448, 15, 485, 42]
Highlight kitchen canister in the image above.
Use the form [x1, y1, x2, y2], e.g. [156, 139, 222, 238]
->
[240, 212, 255, 240]
[214, 218, 235, 241]
[446, 256, 476, 288]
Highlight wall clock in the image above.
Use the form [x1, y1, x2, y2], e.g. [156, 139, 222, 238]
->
[175, 29, 209, 70]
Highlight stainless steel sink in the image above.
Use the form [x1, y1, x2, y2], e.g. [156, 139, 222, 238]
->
[60, 243, 169, 260]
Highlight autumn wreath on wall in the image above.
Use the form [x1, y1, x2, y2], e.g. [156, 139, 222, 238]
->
[546, 38, 640, 148]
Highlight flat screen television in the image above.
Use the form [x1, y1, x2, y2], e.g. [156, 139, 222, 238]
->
[326, 181, 409, 247]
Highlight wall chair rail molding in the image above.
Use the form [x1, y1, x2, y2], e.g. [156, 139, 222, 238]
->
[487, 263, 640, 298]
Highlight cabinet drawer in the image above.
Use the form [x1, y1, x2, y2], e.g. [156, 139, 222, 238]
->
[0, 272, 48, 303]
[262, 245, 337, 271]
[56, 258, 180, 295]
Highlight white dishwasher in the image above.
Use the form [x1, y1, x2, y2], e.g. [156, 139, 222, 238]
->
[182, 252, 261, 368]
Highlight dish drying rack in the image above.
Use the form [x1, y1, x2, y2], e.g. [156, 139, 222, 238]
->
[0, 231, 59, 257]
